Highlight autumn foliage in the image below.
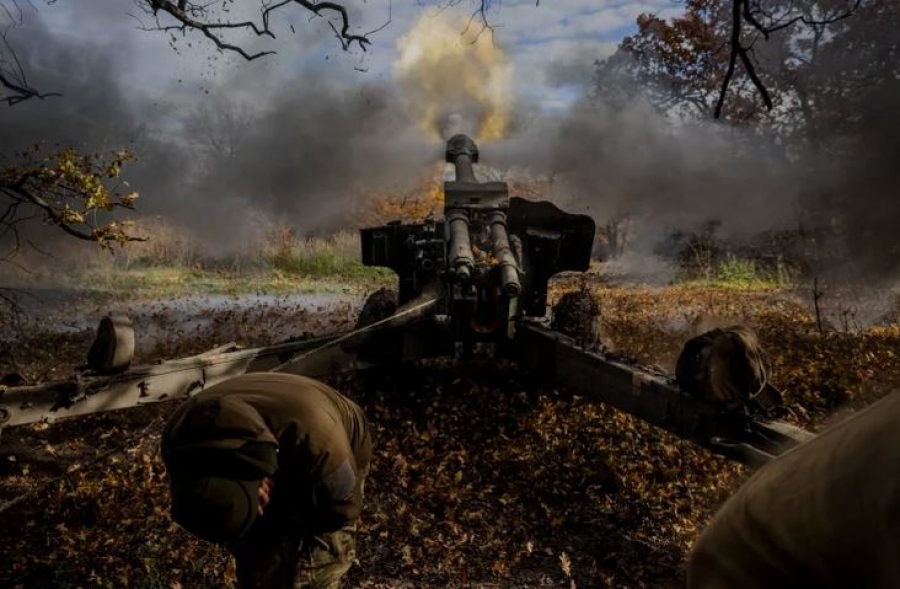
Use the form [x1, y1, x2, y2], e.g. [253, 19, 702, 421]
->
[0, 147, 142, 252]
[362, 178, 445, 226]
[599, 0, 775, 123]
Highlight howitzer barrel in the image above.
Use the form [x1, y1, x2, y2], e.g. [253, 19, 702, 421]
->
[452, 154, 477, 183]
[444, 134, 482, 282]
[447, 210, 474, 281]
[487, 211, 521, 297]
[445, 134, 478, 183]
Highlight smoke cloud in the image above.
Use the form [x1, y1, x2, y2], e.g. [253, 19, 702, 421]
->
[493, 96, 799, 244]
[1, 0, 897, 293]
[153, 71, 437, 245]
[0, 18, 137, 152]
[0, 4, 439, 254]
[489, 27, 900, 290]
[394, 12, 513, 142]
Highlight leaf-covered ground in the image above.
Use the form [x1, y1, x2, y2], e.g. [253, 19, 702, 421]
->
[1, 275, 898, 588]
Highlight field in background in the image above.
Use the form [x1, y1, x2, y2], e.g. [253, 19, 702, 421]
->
[0, 218, 393, 299]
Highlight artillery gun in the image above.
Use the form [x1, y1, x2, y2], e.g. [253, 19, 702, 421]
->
[0, 135, 813, 468]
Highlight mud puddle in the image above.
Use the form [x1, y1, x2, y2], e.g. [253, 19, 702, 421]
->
[0, 290, 368, 361]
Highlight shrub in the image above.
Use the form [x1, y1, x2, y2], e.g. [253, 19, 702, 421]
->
[717, 256, 759, 285]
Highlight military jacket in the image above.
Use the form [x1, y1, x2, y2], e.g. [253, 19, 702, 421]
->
[688, 390, 900, 589]
[162, 372, 372, 535]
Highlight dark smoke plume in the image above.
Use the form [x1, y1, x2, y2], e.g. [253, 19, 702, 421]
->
[2, 1, 897, 293]
[142, 70, 436, 248]
[0, 19, 138, 151]
[0, 5, 436, 255]
[491, 26, 900, 290]
[492, 97, 799, 241]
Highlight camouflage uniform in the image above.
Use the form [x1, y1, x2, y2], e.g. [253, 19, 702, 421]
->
[162, 372, 372, 589]
[227, 522, 360, 589]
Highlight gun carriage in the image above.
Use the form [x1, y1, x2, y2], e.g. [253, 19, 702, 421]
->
[0, 135, 814, 468]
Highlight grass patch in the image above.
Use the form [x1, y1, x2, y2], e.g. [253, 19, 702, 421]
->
[272, 252, 393, 280]
[45, 227, 396, 300]
[0, 223, 395, 300]
[716, 256, 760, 285]
[72, 264, 393, 300]
[678, 255, 793, 290]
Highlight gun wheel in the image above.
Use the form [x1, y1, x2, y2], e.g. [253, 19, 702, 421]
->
[86, 314, 135, 374]
[551, 288, 602, 345]
[356, 288, 398, 329]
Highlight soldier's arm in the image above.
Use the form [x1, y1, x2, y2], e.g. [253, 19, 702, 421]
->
[159, 399, 191, 469]
[688, 392, 900, 588]
[309, 437, 365, 532]
[687, 520, 783, 589]
[282, 431, 366, 534]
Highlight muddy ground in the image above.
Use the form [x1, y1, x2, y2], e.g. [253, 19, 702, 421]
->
[0, 276, 898, 588]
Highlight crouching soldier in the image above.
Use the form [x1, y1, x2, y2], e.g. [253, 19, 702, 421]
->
[161, 372, 372, 589]
[687, 389, 900, 589]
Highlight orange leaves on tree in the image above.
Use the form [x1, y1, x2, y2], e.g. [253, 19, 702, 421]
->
[0, 146, 143, 250]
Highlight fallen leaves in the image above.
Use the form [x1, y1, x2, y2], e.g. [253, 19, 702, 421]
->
[0, 276, 898, 588]
[329, 358, 743, 588]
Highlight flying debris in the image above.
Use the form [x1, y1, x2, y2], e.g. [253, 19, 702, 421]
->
[0, 136, 813, 468]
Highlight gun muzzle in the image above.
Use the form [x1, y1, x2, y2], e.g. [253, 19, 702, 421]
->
[445, 134, 478, 183]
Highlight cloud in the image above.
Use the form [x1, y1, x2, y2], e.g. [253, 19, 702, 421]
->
[491, 0, 677, 45]
[9, 0, 666, 114]
[539, 39, 618, 88]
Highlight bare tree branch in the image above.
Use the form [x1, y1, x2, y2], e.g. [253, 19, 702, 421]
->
[138, 0, 373, 59]
[461, 0, 496, 44]
[714, 0, 742, 119]
[363, 0, 392, 38]
[0, 4, 61, 106]
[715, 0, 862, 119]
[746, 0, 862, 38]
[432, 0, 496, 44]
[0, 69, 61, 106]
[737, 40, 772, 110]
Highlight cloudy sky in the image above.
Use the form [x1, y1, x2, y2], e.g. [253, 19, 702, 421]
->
[28, 0, 679, 112]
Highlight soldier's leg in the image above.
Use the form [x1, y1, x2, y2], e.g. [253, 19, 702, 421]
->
[230, 526, 302, 589]
[293, 524, 359, 589]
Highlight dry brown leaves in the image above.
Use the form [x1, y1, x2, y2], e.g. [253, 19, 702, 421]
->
[552, 277, 900, 428]
[1, 277, 898, 588]
[341, 359, 742, 589]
